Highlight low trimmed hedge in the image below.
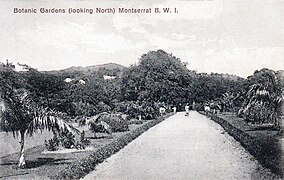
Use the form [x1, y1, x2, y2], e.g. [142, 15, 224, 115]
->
[51, 114, 171, 179]
[200, 111, 283, 178]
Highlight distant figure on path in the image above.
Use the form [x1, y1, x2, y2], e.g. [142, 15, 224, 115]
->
[192, 101, 196, 110]
[185, 103, 190, 116]
[159, 107, 166, 116]
[172, 106, 177, 114]
[204, 105, 210, 116]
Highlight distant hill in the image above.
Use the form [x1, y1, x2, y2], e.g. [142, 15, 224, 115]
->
[46, 63, 125, 76]
[196, 72, 244, 81]
[218, 73, 244, 81]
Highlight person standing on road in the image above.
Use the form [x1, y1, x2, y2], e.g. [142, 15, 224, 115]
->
[204, 104, 210, 117]
[172, 106, 177, 114]
[185, 103, 190, 116]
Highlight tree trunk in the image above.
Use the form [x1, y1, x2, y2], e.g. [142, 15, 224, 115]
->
[18, 131, 26, 168]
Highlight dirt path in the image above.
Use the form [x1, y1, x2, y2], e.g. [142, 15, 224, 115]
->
[83, 111, 266, 180]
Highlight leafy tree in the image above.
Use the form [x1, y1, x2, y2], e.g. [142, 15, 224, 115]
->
[23, 67, 66, 111]
[121, 50, 192, 106]
[190, 73, 244, 108]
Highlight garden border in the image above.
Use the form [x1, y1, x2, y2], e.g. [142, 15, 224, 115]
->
[51, 114, 172, 179]
[199, 111, 283, 178]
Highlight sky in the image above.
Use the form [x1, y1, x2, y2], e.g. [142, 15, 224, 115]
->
[0, 0, 283, 78]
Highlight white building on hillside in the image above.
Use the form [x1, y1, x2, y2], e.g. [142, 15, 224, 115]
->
[103, 75, 116, 80]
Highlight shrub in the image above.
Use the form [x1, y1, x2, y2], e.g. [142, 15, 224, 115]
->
[45, 134, 60, 151]
[59, 128, 76, 148]
[73, 101, 96, 117]
[45, 128, 77, 150]
[114, 101, 159, 120]
[95, 102, 111, 113]
[141, 103, 159, 120]
[99, 113, 129, 132]
[240, 102, 275, 124]
[77, 130, 91, 149]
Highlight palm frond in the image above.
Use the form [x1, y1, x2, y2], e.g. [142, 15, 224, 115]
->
[27, 108, 80, 136]
[86, 112, 109, 126]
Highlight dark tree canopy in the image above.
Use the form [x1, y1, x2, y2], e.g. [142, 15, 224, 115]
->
[121, 50, 192, 106]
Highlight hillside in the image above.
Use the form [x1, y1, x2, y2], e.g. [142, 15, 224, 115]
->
[46, 63, 125, 76]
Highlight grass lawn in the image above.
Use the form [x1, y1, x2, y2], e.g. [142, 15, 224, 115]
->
[0, 121, 152, 179]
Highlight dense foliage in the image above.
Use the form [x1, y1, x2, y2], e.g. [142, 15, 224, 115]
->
[238, 69, 284, 125]
[1, 50, 283, 168]
[121, 50, 192, 104]
[45, 129, 90, 151]
[0, 63, 80, 167]
[2, 51, 282, 126]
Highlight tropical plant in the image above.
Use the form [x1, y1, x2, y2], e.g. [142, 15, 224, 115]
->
[45, 133, 60, 151]
[0, 65, 79, 168]
[86, 112, 113, 138]
[86, 112, 129, 138]
[219, 92, 237, 112]
[239, 69, 284, 126]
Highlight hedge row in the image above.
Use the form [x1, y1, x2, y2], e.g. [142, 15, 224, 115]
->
[199, 112, 283, 177]
[51, 114, 170, 179]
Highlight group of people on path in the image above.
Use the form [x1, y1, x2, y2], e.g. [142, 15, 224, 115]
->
[159, 103, 189, 116]
[159, 102, 213, 117]
[159, 106, 177, 116]
[164, 102, 211, 116]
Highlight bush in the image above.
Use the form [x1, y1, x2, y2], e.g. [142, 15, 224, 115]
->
[45, 134, 60, 151]
[59, 128, 76, 148]
[45, 128, 77, 150]
[95, 102, 111, 113]
[141, 102, 159, 120]
[99, 113, 129, 132]
[114, 101, 159, 120]
[75, 131, 91, 150]
[239, 102, 275, 124]
[73, 101, 96, 117]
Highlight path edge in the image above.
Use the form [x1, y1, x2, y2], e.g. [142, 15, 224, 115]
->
[51, 113, 173, 180]
[199, 111, 283, 178]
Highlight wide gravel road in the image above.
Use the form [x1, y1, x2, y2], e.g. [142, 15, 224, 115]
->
[83, 111, 263, 180]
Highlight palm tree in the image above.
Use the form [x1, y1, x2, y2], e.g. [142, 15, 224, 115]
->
[1, 88, 80, 168]
[0, 65, 79, 168]
[220, 92, 235, 112]
[240, 69, 283, 127]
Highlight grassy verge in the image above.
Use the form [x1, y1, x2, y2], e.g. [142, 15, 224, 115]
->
[199, 111, 283, 178]
[0, 114, 172, 179]
[51, 114, 171, 179]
